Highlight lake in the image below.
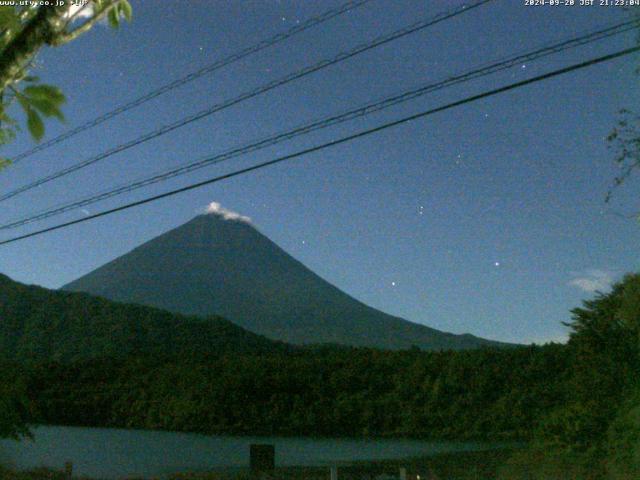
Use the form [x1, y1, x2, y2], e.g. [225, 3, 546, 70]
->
[0, 425, 501, 479]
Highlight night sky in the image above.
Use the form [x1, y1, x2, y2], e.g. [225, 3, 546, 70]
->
[0, 0, 639, 344]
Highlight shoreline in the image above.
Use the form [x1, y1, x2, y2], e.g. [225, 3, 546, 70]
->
[2, 448, 522, 480]
[16, 422, 529, 444]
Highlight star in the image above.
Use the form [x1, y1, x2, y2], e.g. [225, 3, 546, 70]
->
[494, 261, 501, 267]
[391, 281, 396, 287]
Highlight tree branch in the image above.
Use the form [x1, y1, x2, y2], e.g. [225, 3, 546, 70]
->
[49, 1, 120, 47]
[0, 5, 68, 93]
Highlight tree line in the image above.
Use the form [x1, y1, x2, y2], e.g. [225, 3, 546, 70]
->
[0, 273, 638, 478]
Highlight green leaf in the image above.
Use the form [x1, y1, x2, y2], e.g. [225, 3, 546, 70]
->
[0, 7, 20, 31]
[11, 83, 66, 141]
[15, 93, 29, 112]
[26, 107, 44, 141]
[120, 0, 133, 22]
[23, 85, 65, 105]
[108, 7, 120, 28]
[0, 7, 21, 50]
[26, 97, 64, 120]
[22, 84, 65, 120]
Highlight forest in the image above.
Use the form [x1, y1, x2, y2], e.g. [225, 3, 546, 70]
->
[0, 274, 638, 478]
[21, 344, 567, 439]
[0, 273, 289, 362]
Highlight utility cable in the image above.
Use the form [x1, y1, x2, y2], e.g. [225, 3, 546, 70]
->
[7, 0, 374, 164]
[1, 44, 636, 246]
[0, 0, 493, 203]
[0, 18, 636, 231]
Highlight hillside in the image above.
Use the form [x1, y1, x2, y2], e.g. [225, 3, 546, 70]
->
[64, 210, 508, 350]
[0, 273, 286, 362]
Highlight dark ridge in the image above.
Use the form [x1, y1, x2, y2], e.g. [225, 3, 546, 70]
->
[0, 273, 288, 362]
[64, 212, 512, 350]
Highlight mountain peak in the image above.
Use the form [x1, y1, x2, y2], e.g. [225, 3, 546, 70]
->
[203, 201, 252, 224]
[64, 209, 510, 350]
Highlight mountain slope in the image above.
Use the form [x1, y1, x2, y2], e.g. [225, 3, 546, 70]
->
[64, 212, 506, 350]
[0, 273, 285, 361]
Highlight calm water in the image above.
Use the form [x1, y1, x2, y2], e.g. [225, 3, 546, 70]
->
[0, 425, 498, 479]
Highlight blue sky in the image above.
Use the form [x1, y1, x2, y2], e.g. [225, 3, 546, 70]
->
[0, 0, 639, 344]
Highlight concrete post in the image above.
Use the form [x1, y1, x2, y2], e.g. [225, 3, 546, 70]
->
[64, 461, 73, 479]
[330, 465, 338, 480]
[250, 444, 275, 476]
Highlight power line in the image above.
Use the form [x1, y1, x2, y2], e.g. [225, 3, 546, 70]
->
[0, 18, 636, 231]
[7, 0, 373, 164]
[0, 0, 493, 203]
[1, 45, 637, 247]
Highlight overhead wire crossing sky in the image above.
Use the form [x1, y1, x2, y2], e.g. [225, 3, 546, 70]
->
[0, 0, 493, 204]
[0, 17, 636, 231]
[1, 44, 637, 246]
